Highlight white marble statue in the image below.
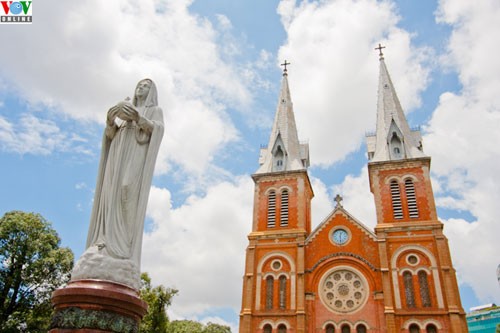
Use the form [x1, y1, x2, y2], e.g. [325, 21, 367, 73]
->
[72, 79, 164, 289]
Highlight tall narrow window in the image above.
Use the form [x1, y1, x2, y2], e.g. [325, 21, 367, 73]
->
[403, 271, 416, 308]
[267, 191, 276, 228]
[341, 324, 351, 333]
[356, 324, 367, 333]
[263, 324, 272, 333]
[409, 324, 420, 333]
[279, 276, 287, 309]
[326, 324, 335, 333]
[390, 180, 403, 219]
[405, 179, 419, 218]
[265, 276, 274, 310]
[278, 324, 287, 333]
[418, 271, 431, 307]
[280, 190, 289, 227]
[426, 324, 437, 333]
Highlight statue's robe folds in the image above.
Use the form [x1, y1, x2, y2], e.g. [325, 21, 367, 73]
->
[72, 105, 163, 289]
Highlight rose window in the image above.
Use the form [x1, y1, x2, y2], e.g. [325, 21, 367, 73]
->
[320, 269, 368, 313]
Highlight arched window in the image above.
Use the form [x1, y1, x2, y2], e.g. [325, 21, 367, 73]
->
[267, 191, 276, 228]
[263, 324, 272, 333]
[325, 324, 335, 333]
[403, 271, 416, 308]
[418, 271, 431, 307]
[278, 324, 287, 333]
[341, 324, 351, 333]
[405, 179, 419, 218]
[426, 324, 437, 333]
[390, 132, 403, 159]
[279, 275, 287, 309]
[356, 324, 367, 333]
[390, 180, 403, 219]
[265, 276, 274, 310]
[409, 324, 420, 333]
[274, 145, 285, 171]
[280, 190, 289, 227]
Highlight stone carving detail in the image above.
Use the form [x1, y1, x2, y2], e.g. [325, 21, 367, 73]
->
[307, 252, 378, 273]
[50, 307, 138, 333]
[71, 79, 164, 290]
[320, 269, 368, 313]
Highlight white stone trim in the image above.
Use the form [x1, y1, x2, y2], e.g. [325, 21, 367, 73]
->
[255, 251, 296, 310]
[390, 245, 444, 309]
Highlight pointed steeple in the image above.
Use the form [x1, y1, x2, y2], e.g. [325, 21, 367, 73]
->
[366, 47, 425, 162]
[256, 65, 309, 174]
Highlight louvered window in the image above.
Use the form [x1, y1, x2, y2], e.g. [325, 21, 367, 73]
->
[279, 276, 287, 309]
[326, 324, 335, 333]
[278, 324, 287, 333]
[390, 180, 403, 219]
[265, 276, 274, 310]
[405, 179, 419, 218]
[403, 271, 416, 308]
[418, 271, 431, 307]
[280, 190, 289, 227]
[267, 191, 276, 228]
[263, 324, 272, 333]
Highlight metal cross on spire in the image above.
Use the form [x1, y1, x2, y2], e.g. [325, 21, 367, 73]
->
[334, 194, 343, 207]
[375, 43, 386, 59]
[281, 60, 291, 76]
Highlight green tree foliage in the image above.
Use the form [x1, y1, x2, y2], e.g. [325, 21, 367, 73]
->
[140, 272, 178, 333]
[203, 322, 231, 333]
[0, 211, 74, 332]
[167, 320, 231, 333]
[496, 323, 500, 333]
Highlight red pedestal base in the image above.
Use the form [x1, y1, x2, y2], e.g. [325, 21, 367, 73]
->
[50, 279, 147, 333]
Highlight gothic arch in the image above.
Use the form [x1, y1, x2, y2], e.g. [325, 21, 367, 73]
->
[256, 252, 296, 310]
[321, 321, 336, 330]
[391, 245, 444, 309]
[422, 319, 442, 330]
[402, 319, 423, 330]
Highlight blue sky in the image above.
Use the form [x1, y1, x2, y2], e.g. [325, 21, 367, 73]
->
[1, 0, 500, 331]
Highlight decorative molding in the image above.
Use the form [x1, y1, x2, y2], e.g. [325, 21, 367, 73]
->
[50, 307, 138, 333]
[306, 252, 378, 273]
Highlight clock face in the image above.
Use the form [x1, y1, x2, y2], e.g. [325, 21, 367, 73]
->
[332, 229, 349, 245]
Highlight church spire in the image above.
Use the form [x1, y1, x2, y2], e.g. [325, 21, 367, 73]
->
[256, 64, 309, 174]
[366, 46, 425, 162]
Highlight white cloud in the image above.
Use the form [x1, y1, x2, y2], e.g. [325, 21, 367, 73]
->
[277, 0, 429, 167]
[142, 177, 254, 319]
[0, 114, 90, 155]
[422, 0, 500, 304]
[0, 0, 252, 178]
[331, 167, 377, 229]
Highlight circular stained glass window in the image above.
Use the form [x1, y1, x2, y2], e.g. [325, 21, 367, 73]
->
[320, 268, 368, 313]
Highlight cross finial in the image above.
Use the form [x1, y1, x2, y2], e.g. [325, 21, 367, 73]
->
[334, 194, 343, 207]
[280, 60, 291, 76]
[375, 43, 386, 59]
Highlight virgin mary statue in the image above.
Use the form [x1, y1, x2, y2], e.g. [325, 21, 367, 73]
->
[72, 79, 164, 289]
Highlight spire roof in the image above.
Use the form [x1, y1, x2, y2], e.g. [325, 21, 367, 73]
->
[366, 51, 425, 162]
[256, 70, 309, 174]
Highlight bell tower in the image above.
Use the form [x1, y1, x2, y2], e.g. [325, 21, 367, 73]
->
[366, 46, 468, 332]
[239, 63, 313, 333]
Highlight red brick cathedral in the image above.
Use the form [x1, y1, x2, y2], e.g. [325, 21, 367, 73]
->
[238, 53, 468, 333]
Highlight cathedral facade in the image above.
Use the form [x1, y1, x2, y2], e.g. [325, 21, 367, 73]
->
[238, 54, 468, 333]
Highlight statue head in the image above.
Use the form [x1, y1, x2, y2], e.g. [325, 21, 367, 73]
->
[133, 78, 158, 107]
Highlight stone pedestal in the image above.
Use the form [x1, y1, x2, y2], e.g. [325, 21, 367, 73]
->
[50, 279, 147, 333]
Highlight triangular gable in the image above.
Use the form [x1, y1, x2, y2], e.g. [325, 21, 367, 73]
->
[306, 206, 377, 245]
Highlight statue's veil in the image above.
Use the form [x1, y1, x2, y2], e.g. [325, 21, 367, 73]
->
[133, 78, 158, 107]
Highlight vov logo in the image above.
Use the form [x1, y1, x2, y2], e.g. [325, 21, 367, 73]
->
[1, 1, 32, 24]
